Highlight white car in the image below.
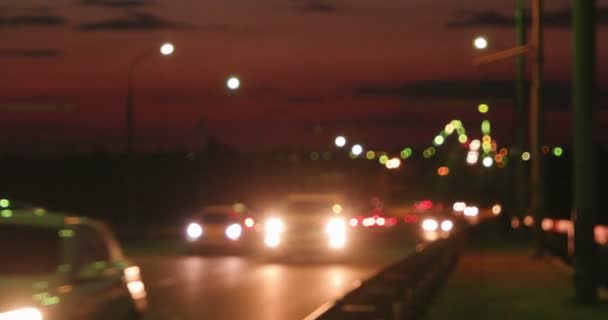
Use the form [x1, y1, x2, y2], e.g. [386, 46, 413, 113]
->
[261, 193, 349, 255]
[0, 209, 146, 320]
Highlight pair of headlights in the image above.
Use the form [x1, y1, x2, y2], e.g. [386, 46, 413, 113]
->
[421, 218, 454, 232]
[186, 223, 243, 241]
[263, 217, 347, 249]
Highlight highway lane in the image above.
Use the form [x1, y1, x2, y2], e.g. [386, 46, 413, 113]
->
[135, 240, 413, 320]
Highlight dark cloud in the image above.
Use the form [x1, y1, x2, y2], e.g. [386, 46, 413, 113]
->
[294, 0, 340, 14]
[80, 0, 156, 8]
[355, 80, 608, 111]
[0, 12, 67, 28]
[446, 6, 608, 28]
[0, 49, 62, 58]
[78, 11, 189, 31]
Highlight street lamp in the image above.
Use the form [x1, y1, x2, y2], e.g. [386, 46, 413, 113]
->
[226, 76, 241, 90]
[351, 144, 363, 156]
[473, 36, 489, 50]
[334, 136, 346, 148]
[126, 42, 175, 222]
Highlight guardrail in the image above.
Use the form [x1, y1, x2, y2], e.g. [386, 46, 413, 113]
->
[511, 217, 608, 287]
[307, 233, 466, 320]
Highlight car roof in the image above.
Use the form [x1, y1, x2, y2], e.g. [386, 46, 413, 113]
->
[0, 208, 100, 230]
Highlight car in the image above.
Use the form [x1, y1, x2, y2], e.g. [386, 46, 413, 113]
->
[184, 204, 256, 253]
[0, 208, 146, 320]
[259, 193, 351, 256]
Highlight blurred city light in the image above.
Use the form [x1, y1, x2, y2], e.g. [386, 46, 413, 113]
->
[478, 103, 489, 114]
[349, 218, 358, 227]
[469, 139, 481, 151]
[1, 210, 13, 218]
[553, 147, 564, 157]
[456, 127, 466, 135]
[499, 148, 509, 156]
[523, 215, 534, 227]
[332, 204, 343, 214]
[0, 199, 9, 208]
[422, 219, 439, 232]
[481, 120, 491, 135]
[376, 217, 386, 226]
[379, 155, 389, 164]
[366, 151, 376, 160]
[473, 36, 488, 50]
[351, 144, 363, 156]
[450, 120, 463, 129]
[160, 42, 175, 55]
[511, 217, 521, 229]
[492, 204, 502, 216]
[244, 217, 255, 228]
[226, 76, 241, 90]
[541, 145, 551, 155]
[322, 152, 332, 160]
[0, 307, 43, 320]
[453, 202, 466, 212]
[522, 152, 531, 161]
[458, 134, 468, 144]
[466, 151, 479, 165]
[482, 156, 494, 168]
[225, 223, 242, 240]
[186, 223, 203, 240]
[310, 152, 320, 160]
[441, 220, 454, 232]
[433, 135, 445, 146]
[437, 166, 450, 176]
[464, 206, 479, 217]
[386, 158, 401, 169]
[445, 124, 455, 134]
[400, 148, 413, 159]
[335, 136, 346, 148]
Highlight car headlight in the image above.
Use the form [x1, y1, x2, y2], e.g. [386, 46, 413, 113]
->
[441, 220, 454, 232]
[264, 218, 285, 248]
[422, 219, 439, 232]
[265, 218, 285, 234]
[326, 217, 347, 249]
[225, 223, 243, 240]
[0, 307, 43, 320]
[186, 222, 203, 241]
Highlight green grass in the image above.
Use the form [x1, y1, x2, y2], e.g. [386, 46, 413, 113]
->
[429, 224, 608, 320]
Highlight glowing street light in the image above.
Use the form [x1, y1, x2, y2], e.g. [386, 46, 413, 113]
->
[483, 156, 494, 168]
[351, 144, 363, 156]
[474, 36, 489, 50]
[335, 136, 346, 148]
[126, 41, 176, 221]
[478, 103, 490, 114]
[160, 42, 175, 56]
[227, 76, 241, 90]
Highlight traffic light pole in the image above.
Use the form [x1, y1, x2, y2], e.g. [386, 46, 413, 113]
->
[530, 0, 545, 256]
[573, 0, 598, 304]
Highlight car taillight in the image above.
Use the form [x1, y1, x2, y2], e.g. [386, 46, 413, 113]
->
[349, 218, 358, 227]
[244, 217, 255, 228]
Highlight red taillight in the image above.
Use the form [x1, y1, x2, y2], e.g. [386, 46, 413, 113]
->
[388, 217, 398, 226]
[362, 217, 375, 227]
[349, 218, 359, 227]
[244, 217, 255, 228]
[376, 217, 386, 226]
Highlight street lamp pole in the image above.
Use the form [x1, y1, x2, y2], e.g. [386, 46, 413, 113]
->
[126, 43, 174, 223]
[513, 0, 528, 234]
[530, 0, 545, 257]
[573, 0, 598, 304]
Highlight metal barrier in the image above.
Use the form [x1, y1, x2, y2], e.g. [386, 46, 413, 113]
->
[307, 233, 466, 320]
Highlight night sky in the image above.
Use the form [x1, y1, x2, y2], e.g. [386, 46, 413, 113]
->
[1, 0, 607, 152]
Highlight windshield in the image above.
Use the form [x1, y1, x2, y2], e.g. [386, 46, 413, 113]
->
[286, 201, 335, 214]
[0, 224, 60, 276]
[200, 211, 234, 224]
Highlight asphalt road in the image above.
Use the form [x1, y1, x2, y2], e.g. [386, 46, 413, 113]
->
[135, 234, 414, 320]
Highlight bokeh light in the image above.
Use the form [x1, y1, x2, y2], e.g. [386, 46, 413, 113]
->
[474, 36, 488, 50]
[160, 42, 175, 55]
[478, 103, 489, 114]
[334, 136, 346, 148]
[522, 152, 531, 161]
[227, 76, 241, 90]
[351, 144, 363, 156]
[553, 147, 564, 157]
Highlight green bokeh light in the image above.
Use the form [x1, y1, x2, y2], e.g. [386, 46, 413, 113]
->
[553, 147, 564, 157]
[379, 155, 389, 164]
[366, 151, 376, 160]
[0, 199, 10, 208]
[478, 104, 490, 114]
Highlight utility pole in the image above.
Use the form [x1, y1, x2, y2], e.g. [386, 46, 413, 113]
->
[573, 0, 598, 304]
[514, 0, 528, 232]
[530, 0, 545, 256]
